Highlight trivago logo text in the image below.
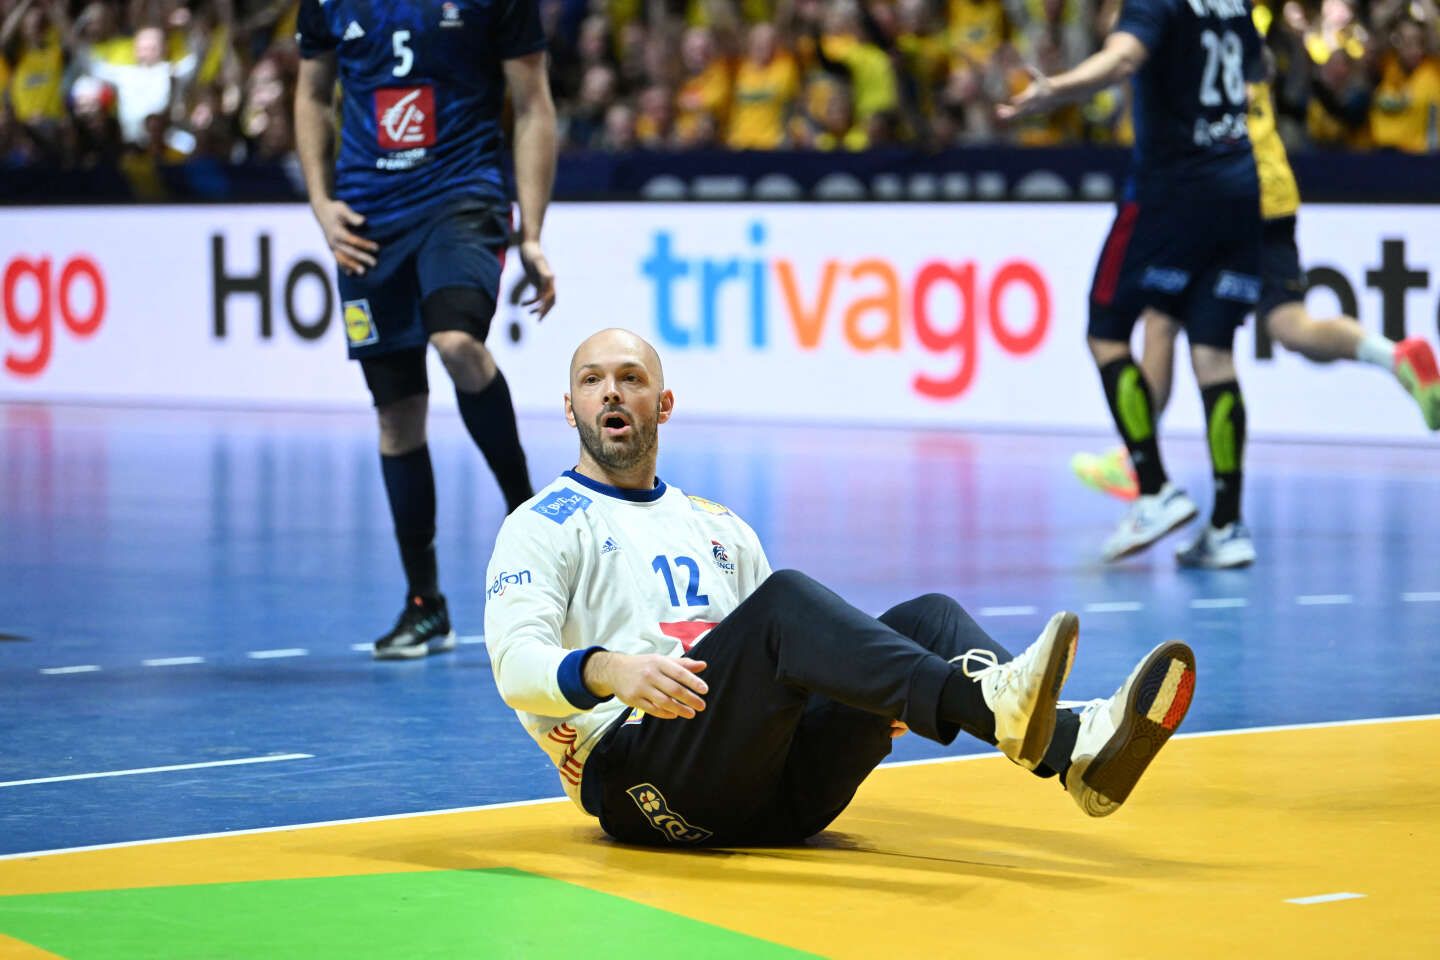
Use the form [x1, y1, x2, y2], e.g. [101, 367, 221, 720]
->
[640, 222, 1051, 399]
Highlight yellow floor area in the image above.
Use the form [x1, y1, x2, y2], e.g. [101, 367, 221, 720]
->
[4, 718, 1438, 958]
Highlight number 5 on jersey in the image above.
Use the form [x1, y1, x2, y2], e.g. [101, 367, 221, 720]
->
[653, 555, 710, 607]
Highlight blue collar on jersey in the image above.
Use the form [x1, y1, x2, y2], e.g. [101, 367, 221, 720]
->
[562, 469, 667, 503]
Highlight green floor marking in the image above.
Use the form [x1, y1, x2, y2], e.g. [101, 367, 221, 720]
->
[0, 868, 819, 959]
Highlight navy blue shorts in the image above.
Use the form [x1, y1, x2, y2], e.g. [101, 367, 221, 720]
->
[337, 200, 510, 361]
[1089, 191, 1263, 349]
[1257, 215, 1305, 319]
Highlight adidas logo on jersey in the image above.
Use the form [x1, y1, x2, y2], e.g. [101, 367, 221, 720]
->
[600, 537, 620, 555]
[342, 20, 365, 41]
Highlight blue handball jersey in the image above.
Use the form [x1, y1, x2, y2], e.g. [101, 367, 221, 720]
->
[1116, 0, 1262, 193]
[297, 0, 546, 230]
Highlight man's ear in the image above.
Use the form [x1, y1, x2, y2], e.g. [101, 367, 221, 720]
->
[657, 388, 675, 424]
[564, 393, 577, 428]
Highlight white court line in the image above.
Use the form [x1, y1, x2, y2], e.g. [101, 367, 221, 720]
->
[142, 657, 205, 667]
[247, 648, 309, 659]
[0, 754, 313, 789]
[9, 713, 1437, 862]
[1402, 591, 1440, 603]
[979, 606, 1038, 617]
[1286, 892, 1366, 905]
[458, 634, 487, 645]
[1296, 594, 1354, 606]
[40, 665, 100, 675]
[1084, 601, 1143, 614]
[349, 643, 372, 653]
[1190, 597, 1247, 610]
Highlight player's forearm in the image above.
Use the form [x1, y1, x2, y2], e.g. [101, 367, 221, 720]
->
[1046, 37, 1146, 105]
[293, 94, 337, 211]
[511, 97, 557, 244]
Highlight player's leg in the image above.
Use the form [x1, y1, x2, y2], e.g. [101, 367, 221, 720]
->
[1072, 310, 1180, 501]
[1259, 217, 1440, 429]
[581, 571, 1076, 845]
[779, 592, 1082, 837]
[1175, 270, 1258, 569]
[419, 204, 533, 512]
[339, 231, 458, 660]
[1087, 203, 1198, 560]
[365, 352, 455, 657]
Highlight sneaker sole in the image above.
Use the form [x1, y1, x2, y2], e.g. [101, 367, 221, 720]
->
[1000, 611, 1079, 771]
[1070, 641, 1196, 817]
[373, 630, 457, 661]
[1176, 548, 1256, 570]
[1103, 503, 1199, 562]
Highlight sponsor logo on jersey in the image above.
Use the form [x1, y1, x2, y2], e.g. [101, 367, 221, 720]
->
[532, 487, 593, 524]
[342, 298, 377, 346]
[488, 568, 532, 599]
[375, 86, 436, 150]
[626, 783, 713, 844]
[687, 495, 731, 516]
[600, 536, 620, 555]
[440, 2, 464, 27]
[342, 20, 365, 41]
[710, 540, 736, 574]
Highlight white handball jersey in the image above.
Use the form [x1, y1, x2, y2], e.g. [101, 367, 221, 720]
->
[484, 470, 772, 807]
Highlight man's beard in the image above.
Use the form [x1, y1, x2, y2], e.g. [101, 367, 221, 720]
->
[576, 408, 657, 473]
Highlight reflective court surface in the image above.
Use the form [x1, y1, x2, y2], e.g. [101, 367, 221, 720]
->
[2, 403, 1437, 957]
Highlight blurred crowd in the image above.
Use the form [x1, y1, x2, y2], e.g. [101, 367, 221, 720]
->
[1, 0, 1437, 171]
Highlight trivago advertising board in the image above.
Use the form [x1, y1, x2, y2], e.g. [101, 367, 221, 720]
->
[2, 203, 1437, 441]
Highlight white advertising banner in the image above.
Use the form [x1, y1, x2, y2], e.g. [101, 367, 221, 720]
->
[2, 203, 1436, 441]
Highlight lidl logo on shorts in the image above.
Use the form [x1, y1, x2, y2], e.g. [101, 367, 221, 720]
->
[626, 783, 713, 844]
[343, 299, 378, 347]
[532, 488, 593, 524]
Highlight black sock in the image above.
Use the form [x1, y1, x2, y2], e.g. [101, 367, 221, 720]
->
[1098, 358, 1167, 496]
[456, 371, 533, 512]
[1036, 709, 1081, 783]
[1201, 380, 1246, 528]
[380, 445, 438, 600]
[939, 665, 999, 745]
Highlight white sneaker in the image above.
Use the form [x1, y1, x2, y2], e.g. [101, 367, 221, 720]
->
[1175, 523, 1256, 569]
[1062, 641, 1196, 817]
[952, 611, 1078, 771]
[1101, 483, 1198, 562]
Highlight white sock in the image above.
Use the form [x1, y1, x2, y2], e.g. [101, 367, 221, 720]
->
[1356, 334, 1397, 371]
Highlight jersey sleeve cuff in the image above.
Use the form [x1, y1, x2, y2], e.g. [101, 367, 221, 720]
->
[558, 646, 611, 711]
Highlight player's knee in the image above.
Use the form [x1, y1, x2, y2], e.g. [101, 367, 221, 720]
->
[756, 569, 821, 605]
[376, 395, 427, 455]
[429, 330, 496, 388]
[1264, 303, 1307, 351]
[1189, 343, 1236, 385]
[1088, 336, 1130, 366]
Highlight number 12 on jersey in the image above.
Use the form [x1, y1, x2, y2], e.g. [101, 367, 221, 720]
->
[653, 555, 710, 607]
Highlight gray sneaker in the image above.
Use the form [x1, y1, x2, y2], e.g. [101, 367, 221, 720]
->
[1175, 523, 1256, 569]
[1101, 483, 1198, 562]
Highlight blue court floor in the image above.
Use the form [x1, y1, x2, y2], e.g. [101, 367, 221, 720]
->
[1, 402, 1437, 857]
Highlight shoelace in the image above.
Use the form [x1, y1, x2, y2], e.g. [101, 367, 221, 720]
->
[949, 649, 1014, 694]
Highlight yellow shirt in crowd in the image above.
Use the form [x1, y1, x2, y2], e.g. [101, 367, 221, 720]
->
[7, 27, 64, 124]
[675, 58, 732, 143]
[728, 53, 798, 149]
[947, 0, 1008, 66]
[820, 34, 896, 120]
[1370, 54, 1440, 153]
